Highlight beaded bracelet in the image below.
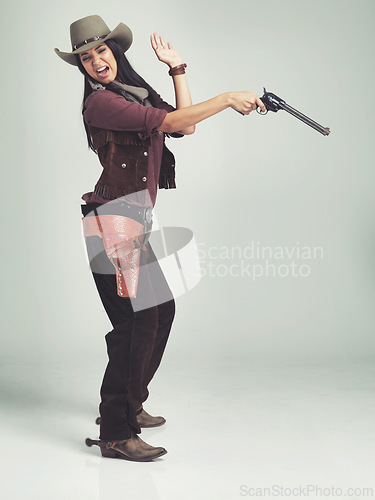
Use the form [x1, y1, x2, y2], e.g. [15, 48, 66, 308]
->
[168, 63, 187, 76]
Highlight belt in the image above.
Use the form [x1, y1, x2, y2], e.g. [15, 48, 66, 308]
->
[81, 200, 153, 227]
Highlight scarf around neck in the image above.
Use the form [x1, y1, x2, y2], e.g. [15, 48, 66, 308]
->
[88, 78, 153, 107]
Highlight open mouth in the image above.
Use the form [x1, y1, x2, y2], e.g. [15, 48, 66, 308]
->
[96, 66, 110, 77]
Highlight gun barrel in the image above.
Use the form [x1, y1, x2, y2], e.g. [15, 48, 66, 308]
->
[280, 102, 330, 136]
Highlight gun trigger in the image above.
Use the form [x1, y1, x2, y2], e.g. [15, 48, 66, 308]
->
[257, 107, 268, 115]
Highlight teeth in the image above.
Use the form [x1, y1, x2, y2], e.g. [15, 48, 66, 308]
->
[97, 66, 107, 73]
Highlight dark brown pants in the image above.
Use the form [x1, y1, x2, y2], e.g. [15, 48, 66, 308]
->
[83, 227, 175, 441]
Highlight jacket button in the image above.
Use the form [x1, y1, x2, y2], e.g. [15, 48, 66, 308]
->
[142, 176, 147, 182]
[143, 151, 148, 156]
[121, 163, 127, 168]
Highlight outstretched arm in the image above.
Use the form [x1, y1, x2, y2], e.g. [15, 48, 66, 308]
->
[156, 91, 266, 134]
[150, 33, 195, 135]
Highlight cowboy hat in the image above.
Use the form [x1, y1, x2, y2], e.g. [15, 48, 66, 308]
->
[54, 15, 133, 66]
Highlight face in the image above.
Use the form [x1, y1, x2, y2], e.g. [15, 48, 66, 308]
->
[79, 42, 117, 84]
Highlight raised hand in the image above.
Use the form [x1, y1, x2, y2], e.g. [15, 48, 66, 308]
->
[150, 32, 184, 69]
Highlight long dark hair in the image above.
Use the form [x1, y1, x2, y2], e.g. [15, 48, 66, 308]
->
[76, 39, 161, 152]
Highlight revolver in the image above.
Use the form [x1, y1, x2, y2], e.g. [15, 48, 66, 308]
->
[241, 87, 330, 136]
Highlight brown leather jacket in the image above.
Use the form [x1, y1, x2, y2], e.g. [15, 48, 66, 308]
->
[88, 123, 178, 200]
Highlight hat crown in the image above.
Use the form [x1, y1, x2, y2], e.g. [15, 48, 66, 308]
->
[70, 15, 110, 50]
[54, 15, 133, 66]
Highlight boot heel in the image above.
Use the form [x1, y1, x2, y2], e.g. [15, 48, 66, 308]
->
[100, 447, 118, 458]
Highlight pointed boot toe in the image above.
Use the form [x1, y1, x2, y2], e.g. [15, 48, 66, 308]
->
[100, 434, 167, 462]
[136, 408, 166, 428]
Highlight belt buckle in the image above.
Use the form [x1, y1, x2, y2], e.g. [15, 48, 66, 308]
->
[144, 208, 152, 246]
[145, 207, 152, 224]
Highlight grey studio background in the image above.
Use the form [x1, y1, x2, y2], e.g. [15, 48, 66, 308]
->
[1, 0, 374, 499]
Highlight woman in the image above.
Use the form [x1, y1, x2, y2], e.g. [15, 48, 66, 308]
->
[55, 14, 265, 463]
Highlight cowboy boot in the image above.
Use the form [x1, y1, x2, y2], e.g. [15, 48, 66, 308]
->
[86, 433, 167, 462]
[95, 408, 166, 428]
[136, 408, 166, 428]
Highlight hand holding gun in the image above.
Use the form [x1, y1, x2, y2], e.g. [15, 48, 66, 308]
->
[237, 87, 330, 136]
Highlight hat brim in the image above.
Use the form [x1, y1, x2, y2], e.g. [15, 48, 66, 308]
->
[54, 22, 133, 66]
